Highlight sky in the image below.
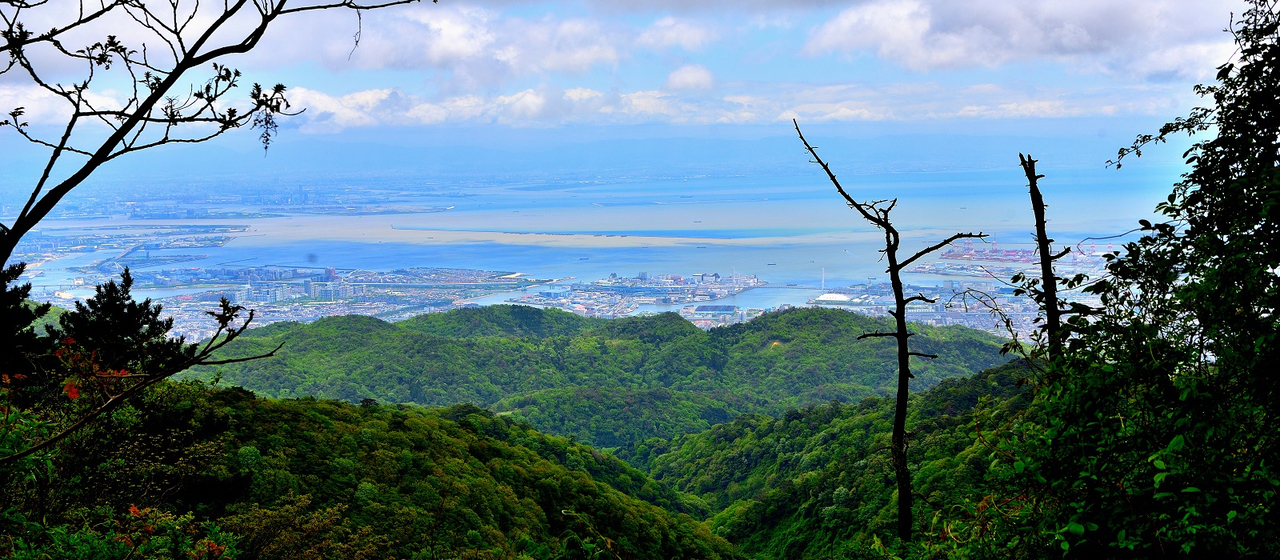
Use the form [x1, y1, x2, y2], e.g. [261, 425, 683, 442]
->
[236, 0, 1242, 133]
[0, 0, 1258, 291]
[0, 0, 1252, 234]
[1, 0, 1246, 134]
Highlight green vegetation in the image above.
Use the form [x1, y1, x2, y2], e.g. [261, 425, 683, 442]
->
[492, 387, 747, 451]
[4, 2, 1278, 558]
[2, 380, 739, 559]
[622, 362, 1031, 558]
[1022, 3, 1280, 555]
[191, 306, 1007, 448]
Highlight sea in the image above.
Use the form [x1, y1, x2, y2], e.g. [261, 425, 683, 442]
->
[14, 157, 1182, 308]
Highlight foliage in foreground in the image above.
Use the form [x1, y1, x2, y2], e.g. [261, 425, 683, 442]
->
[1, 381, 739, 559]
[1026, 2, 1280, 556]
[623, 360, 1034, 559]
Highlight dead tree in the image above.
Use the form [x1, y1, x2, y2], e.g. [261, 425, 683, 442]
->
[1018, 154, 1069, 359]
[0, 0, 430, 266]
[795, 120, 986, 542]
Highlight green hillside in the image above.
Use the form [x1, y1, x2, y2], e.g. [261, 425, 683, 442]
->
[398, 305, 603, 339]
[2, 381, 739, 559]
[631, 361, 1033, 558]
[191, 306, 1008, 448]
[492, 387, 751, 451]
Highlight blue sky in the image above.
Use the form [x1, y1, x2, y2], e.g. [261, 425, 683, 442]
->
[220, 0, 1242, 133]
[0, 0, 1245, 153]
[0, 0, 1248, 217]
[0, 0, 1254, 288]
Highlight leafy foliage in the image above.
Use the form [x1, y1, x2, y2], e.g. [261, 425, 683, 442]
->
[3, 380, 740, 559]
[193, 306, 1007, 449]
[628, 362, 1031, 558]
[1022, 2, 1280, 557]
[400, 305, 603, 339]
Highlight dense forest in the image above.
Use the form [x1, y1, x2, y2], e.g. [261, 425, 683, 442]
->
[189, 306, 1006, 449]
[1, 379, 739, 558]
[0, 342, 1027, 559]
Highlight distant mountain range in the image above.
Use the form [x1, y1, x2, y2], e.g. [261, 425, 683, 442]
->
[192, 305, 1010, 449]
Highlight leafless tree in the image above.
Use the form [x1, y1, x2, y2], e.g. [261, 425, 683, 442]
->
[1018, 154, 1070, 359]
[795, 120, 986, 542]
[1, 0, 430, 265]
[0, 0, 427, 468]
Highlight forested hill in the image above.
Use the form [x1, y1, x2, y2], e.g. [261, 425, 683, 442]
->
[2, 381, 741, 559]
[193, 305, 1008, 448]
[632, 360, 1034, 558]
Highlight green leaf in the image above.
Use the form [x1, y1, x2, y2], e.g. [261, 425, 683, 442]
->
[1068, 522, 1085, 537]
[1154, 472, 1169, 487]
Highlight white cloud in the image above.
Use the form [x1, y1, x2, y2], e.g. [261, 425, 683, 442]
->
[665, 64, 715, 90]
[442, 95, 492, 121]
[0, 84, 127, 126]
[287, 87, 383, 132]
[0, 85, 76, 125]
[636, 17, 718, 51]
[271, 76, 1196, 132]
[495, 89, 549, 121]
[470, 0, 849, 11]
[805, 0, 1243, 79]
[565, 88, 604, 101]
[495, 18, 620, 74]
[622, 90, 678, 117]
[1123, 41, 1237, 82]
[778, 103, 888, 123]
[406, 102, 448, 124]
[429, 13, 496, 63]
[956, 100, 1078, 118]
[255, 6, 621, 90]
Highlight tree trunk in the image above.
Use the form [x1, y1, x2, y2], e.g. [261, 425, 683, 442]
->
[1020, 154, 1062, 358]
[886, 242, 913, 542]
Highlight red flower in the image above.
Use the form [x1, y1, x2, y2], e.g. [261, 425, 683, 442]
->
[63, 383, 80, 400]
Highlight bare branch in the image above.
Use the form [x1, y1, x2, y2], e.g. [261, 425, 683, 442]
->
[198, 342, 284, 366]
[0, 0, 128, 60]
[3, 0, 422, 263]
[794, 119, 885, 228]
[903, 293, 937, 306]
[857, 331, 897, 340]
[278, 0, 432, 16]
[0, 300, 277, 468]
[796, 121, 995, 542]
[898, 231, 988, 271]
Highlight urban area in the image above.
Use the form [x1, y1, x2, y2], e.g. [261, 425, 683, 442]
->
[13, 217, 1110, 341]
